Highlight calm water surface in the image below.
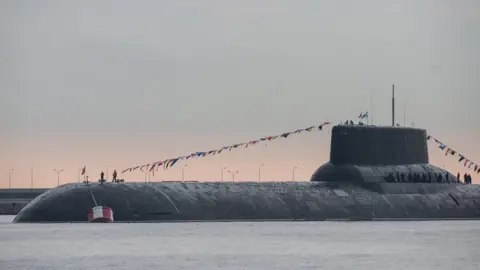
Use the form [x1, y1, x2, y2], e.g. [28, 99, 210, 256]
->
[0, 216, 479, 269]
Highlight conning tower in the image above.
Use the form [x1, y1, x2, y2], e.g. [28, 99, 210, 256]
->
[310, 125, 454, 183]
[330, 125, 429, 165]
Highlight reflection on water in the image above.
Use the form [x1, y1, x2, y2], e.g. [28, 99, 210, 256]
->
[0, 216, 479, 269]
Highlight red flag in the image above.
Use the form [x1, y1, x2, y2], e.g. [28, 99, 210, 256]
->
[81, 166, 86, 175]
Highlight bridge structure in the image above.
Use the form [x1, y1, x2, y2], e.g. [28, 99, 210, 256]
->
[0, 188, 50, 215]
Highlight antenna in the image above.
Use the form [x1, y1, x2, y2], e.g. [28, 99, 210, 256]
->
[392, 84, 395, 126]
[403, 96, 406, 126]
[369, 92, 373, 125]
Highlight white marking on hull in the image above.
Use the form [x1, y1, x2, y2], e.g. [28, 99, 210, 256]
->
[150, 185, 180, 213]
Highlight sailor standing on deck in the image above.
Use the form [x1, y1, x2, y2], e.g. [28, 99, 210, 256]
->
[112, 170, 117, 182]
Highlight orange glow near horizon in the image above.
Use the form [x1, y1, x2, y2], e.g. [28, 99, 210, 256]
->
[1, 127, 478, 188]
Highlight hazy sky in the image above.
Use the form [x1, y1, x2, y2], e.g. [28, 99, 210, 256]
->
[1, 0, 479, 187]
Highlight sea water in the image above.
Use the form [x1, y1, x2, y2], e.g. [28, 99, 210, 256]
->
[0, 216, 479, 269]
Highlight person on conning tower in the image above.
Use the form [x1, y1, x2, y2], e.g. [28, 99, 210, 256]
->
[112, 170, 117, 182]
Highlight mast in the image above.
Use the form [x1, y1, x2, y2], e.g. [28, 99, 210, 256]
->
[369, 91, 373, 125]
[392, 84, 395, 126]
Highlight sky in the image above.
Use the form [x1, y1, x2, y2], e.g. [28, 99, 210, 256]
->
[1, 0, 479, 187]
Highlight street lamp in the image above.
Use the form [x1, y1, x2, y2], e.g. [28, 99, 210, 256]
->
[182, 164, 187, 181]
[228, 170, 239, 181]
[54, 169, 63, 187]
[30, 167, 35, 188]
[258, 163, 264, 182]
[221, 166, 227, 182]
[8, 169, 14, 188]
[292, 166, 297, 182]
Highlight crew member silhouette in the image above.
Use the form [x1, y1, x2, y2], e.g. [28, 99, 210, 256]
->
[112, 170, 118, 182]
[100, 171, 105, 181]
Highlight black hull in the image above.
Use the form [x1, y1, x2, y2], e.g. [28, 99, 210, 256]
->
[13, 182, 480, 222]
[15, 125, 479, 223]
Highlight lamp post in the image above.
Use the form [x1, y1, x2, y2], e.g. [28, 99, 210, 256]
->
[292, 166, 297, 182]
[228, 170, 239, 181]
[258, 163, 264, 182]
[54, 169, 63, 186]
[182, 164, 187, 181]
[8, 169, 14, 188]
[30, 167, 35, 188]
[221, 166, 227, 182]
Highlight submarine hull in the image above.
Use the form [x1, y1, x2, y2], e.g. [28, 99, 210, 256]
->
[13, 181, 480, 222]
[15, 125, 479, 223]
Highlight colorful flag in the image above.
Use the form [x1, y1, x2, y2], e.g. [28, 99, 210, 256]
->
[121, 121, 331, 173]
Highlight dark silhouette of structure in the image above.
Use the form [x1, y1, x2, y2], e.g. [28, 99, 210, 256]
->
[14, 125, 480, 222]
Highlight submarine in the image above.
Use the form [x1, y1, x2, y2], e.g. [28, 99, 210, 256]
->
[13, 124, 480, 222]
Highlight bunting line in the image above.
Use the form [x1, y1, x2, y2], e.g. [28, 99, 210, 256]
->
[121, 119, 478, 176]
[121, 121, 331, 174]
[427, 135, 479, 174]
[350, 112, 478, 175]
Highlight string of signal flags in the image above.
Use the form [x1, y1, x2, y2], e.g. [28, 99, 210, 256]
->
[357, 110, 479, 174]
[121, 121, 332, 174]
[119, 116, 479, 175]
[427, 135, 480, 174]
